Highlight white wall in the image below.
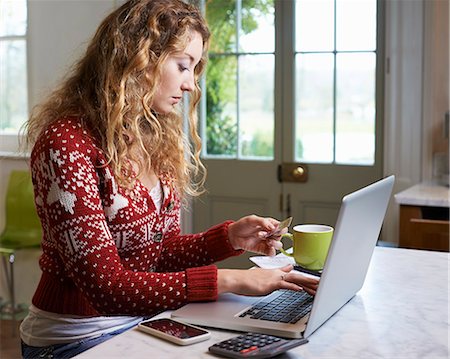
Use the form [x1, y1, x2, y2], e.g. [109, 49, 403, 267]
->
[27, 0, 117, 110]
[382, 0, 424, 244]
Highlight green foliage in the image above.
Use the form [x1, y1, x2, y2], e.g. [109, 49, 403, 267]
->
[205, 0, 273, 156]
[241, 129, 272, 157]
[205, 56, 237, 155]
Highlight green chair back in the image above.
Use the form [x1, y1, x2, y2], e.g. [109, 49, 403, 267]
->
[0, 170, 42, 250]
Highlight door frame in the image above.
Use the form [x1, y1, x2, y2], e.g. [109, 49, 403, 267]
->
[184, 0, 429, 248]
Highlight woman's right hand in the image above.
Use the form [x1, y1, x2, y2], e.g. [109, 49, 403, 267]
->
[217, 265, 319, 297]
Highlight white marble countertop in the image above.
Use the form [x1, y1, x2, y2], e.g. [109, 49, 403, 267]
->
[395, 182, 450, 207]
[75, 247, 449, 359]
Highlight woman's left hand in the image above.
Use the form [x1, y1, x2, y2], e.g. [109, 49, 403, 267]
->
[228, 215, 285, 256]
[218, 265, 319, 296]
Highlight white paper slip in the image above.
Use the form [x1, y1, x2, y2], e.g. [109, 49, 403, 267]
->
[250, 253, 320, 279]
[249, 252, 295, 269]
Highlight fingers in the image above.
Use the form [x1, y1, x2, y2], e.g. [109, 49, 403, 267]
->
[280, 281, 303, 292]
[236, 215, 282, 240]
[264, 228, 287, 242]
[257, 230, 268, 238]
[279, 227, 289, 235]
[282, 271, 319, 295]
[267, 239, 282, 250]
[266, 217, 280, 227]
[248, 215, 279, 235]
[251, 237, 283, 257]
[297, 275, 320, 287]
[280, 264, 293, 272]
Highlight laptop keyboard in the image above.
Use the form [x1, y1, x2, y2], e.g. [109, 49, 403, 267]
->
[238, 290, 314, 324]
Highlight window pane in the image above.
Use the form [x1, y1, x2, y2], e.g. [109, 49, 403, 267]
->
[0, 39, 28, 133]
[240, 0, 274, 53]
[296, 54, 334, 163]
[296, 0, 334, 52]
[206, 56, 238, 156]
[0, 0, 27, 36]
[240, 55, 274, 158]
[336, 0, 376, 51]
[204, 0, 275, 159]
[336, 53, 375, 164]
[206, 0, 237, 53]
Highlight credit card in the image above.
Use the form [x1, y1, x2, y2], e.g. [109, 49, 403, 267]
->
[266, 216, 292, 237]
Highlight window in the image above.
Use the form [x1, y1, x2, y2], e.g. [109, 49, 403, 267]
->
[202, 0, 275, 159]
[201, 0, 379, 166]
[0, 0, 28, 134]
[295, 0, 377, 165]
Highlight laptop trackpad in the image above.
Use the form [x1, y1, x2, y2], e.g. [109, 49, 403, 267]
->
[173, 293, 262, 319]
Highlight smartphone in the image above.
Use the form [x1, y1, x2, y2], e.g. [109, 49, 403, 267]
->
[137, 318, 211, 345]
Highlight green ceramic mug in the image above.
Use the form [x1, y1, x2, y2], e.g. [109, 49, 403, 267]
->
[280, 224, 334, 270]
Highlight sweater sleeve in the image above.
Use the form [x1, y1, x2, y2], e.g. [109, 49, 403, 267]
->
[156, 221, 244, 272]
[30, 120, 218, 316]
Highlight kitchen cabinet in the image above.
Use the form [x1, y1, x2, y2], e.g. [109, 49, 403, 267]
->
[395, 183, 449, 252]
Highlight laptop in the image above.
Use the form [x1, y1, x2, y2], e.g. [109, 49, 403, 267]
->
[172, 175, 395, 339]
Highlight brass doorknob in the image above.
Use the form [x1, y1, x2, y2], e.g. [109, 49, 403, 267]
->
[292, 166, 305, 179]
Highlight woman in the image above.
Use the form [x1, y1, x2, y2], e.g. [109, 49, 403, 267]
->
[20, 0, 318, 357]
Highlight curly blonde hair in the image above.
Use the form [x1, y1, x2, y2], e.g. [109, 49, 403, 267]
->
[25, 0, 210, 198]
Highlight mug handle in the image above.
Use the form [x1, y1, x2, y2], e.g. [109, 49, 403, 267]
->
[279, 233, 293, 257]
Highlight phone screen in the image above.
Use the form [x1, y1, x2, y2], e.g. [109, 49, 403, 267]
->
[140, 319, 208, 339]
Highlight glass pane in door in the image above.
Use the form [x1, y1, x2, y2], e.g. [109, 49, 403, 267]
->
[295, 53, 334, 162]
[336, 0, 377, 51]
[295, 0, 377, 165]
[206, 56, 238, 157]
[336, 52, 376, 164]
[240, 0, 274, 53]
[240, 54, 274, 158]
[204, 0, 275, 159]
[206, 0, 237, 53]
[296, 0, 334, 52]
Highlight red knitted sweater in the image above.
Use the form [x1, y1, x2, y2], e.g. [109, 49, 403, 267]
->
[30, 118, 242, 317]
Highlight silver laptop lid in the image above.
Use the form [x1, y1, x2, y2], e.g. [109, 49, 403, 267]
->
[304, 175, 395, 337]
